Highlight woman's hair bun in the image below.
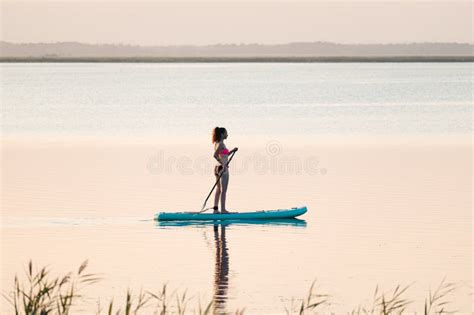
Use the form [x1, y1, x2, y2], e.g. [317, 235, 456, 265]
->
[212, 127, 226, 143]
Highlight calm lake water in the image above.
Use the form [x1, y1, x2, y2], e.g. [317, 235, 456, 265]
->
[2, 62, 473, 136]
[1, 63, 472, 314]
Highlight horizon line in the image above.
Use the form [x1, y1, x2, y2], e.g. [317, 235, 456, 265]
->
[2, 40, 474, 47]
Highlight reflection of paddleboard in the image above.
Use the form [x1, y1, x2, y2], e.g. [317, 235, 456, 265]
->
[155, 206, 307, 221]
[157, 218, 307, 228]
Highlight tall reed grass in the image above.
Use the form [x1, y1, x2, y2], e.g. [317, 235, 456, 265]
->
[3, 261, 459, 315]
[2, 260, 99, 315]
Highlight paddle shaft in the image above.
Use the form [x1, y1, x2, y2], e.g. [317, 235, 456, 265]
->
[200, 150, 237, 212]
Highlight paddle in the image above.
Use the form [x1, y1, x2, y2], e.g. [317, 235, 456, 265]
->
[199, 149, 237, 213]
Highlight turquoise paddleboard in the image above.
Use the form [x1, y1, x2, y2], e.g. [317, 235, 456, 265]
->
[155, 206, 307, 221]
[157, 218, 307, 227]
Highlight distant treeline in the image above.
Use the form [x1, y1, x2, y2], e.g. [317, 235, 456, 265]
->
[1, 41, 473, 61]
[1, 56, 473, 63]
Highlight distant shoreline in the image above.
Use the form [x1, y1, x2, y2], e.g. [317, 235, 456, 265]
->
[1, 56, 473, 63]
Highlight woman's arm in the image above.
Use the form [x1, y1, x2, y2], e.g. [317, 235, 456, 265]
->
[214, 143, 223, 164]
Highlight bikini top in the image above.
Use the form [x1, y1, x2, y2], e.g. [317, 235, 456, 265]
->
[219, 148, 230, 156]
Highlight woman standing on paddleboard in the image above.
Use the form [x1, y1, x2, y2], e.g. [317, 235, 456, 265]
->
[212, 127, 238, 214]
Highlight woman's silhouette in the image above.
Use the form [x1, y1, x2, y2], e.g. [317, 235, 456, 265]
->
[212, 127, 238, 214]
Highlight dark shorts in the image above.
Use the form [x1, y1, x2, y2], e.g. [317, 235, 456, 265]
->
[214, 165, 223, 176]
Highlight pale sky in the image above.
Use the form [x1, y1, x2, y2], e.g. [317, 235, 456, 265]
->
[1, 1, 472, 45]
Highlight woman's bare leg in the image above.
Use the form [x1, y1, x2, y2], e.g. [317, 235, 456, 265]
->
[213, 177, 221, 213]
[220, 171, 229, 213]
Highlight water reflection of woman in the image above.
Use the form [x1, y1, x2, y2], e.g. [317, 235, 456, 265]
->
[213, 223, 229, 312]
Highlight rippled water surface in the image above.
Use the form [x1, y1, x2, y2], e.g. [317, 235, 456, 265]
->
[2, 62, 472, 136]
